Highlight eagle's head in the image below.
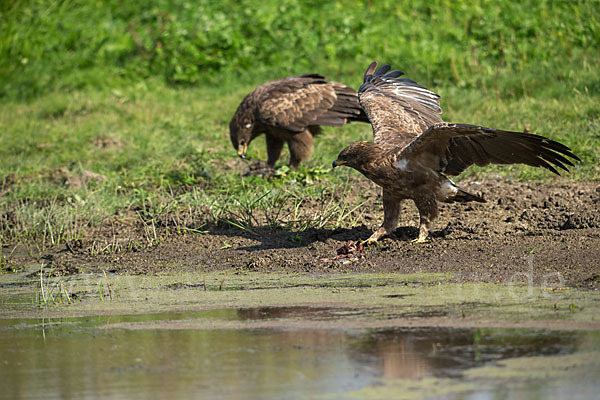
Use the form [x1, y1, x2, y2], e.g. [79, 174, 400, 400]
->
[332, 141, 385, 171]
[229, 110, 255, 159]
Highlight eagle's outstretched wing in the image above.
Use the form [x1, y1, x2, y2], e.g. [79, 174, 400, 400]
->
[358, 62, 442, 149]
[257, 75, 366, 132]
[399, 122, 580, 175]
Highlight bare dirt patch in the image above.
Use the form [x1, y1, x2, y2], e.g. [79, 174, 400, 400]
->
[4, 180, 600, 288]
[49, 167, 108, 189]
[91, 134, 124, 149]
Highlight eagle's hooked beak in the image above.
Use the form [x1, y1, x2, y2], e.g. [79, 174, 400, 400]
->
[332, 159, 346, 168]
[237, 143, 248, 159]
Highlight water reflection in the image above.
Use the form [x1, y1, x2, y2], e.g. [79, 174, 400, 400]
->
[349, 327, 579, 380]
[237, 305, 363, 321]
[0, 308, 598, 400]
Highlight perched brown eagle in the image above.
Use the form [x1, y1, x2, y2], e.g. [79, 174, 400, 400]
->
[333, 62, 580, 243]
[229, 74, 368, 171]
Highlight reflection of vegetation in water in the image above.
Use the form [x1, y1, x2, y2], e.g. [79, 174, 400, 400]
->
[346, 327, 593, 381]
[1, 313, 598, 400]
[1, 268, 599, 398]
[0, 322, 363, 399]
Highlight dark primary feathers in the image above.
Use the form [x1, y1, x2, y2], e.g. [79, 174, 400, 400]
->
[401, 122, 580, 176]
[358, 62, 579, 175]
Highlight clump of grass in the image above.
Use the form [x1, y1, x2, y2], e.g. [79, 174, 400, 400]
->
[89, 237, 145, 256]
[0, 194, 107, 250]
[95, 271, 118, 301]
[210, 173, 372, 232]
[36, 263, 72, 306]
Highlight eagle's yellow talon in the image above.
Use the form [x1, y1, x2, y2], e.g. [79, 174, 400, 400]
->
[411, 237, 430, 244]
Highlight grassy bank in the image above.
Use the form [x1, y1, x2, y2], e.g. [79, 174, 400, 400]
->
[2, 0, 599, 98]
[1, 0, 599, 249]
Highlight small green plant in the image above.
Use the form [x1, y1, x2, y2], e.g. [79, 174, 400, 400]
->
[97, 281, 104, 302]
[289, 234, 303, 245]
[37, 263, 73, 306]
[95, 270, 116, 301]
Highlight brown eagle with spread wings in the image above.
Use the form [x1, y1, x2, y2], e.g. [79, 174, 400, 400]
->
[230, 74, 368, 171]
[333, 62, 580, 243]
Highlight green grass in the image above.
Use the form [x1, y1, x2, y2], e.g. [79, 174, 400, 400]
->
[0, 0, 599, 246]
[2, 0, 599, 98]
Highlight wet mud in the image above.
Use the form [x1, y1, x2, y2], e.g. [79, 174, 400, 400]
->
[5, 180, 598, 289]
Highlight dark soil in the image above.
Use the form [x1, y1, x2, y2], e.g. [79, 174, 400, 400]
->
[4, 180, 600, 289]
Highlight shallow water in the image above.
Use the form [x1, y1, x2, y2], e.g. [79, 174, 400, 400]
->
[1, 306, 599, 400]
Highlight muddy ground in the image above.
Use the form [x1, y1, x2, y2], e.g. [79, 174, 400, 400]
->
[4, 180, 600, 288]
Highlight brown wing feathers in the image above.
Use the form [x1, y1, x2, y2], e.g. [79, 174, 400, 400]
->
[358, 62, 443, 147]
[325, 83, 370, 124]
[414, 123, 580, 176]
[256, 75, 366, 131]
[302, 82, 368, 126]
[360, 63, 441, 118]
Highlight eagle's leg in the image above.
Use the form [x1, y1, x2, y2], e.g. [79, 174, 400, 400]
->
[413, 196, 439, 243]
[287, 129, 313, 170]
[365, 191, 400, 244]
[266, 134, 285, 169]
